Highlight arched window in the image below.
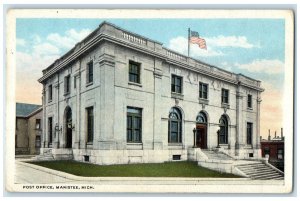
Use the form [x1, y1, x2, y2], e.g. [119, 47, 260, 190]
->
[168, 107, 182, 143]
[196, 112, 207, 123]
[219, 115, 228, 144]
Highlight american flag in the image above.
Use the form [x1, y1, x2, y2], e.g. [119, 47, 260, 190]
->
[190, 30, 207, 50]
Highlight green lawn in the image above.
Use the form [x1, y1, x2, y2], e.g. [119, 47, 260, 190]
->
[28, 160, 241, 178]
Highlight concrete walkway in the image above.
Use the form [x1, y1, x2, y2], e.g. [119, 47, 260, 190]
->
[15, 160, 75, 184]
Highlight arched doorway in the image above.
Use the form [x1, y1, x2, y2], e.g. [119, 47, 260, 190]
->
[219, 115, 229, 144]
[65, 106, 72, 148]
[196, 112, 207, 149]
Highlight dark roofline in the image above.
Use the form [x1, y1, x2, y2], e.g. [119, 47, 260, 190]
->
[16, 102, 42, 118]
[16, 107, 42, 118]
[27, 107, 42, 118]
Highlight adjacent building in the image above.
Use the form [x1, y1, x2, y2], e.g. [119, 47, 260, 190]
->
[15, 103, 42, 155]
[261, 128, 284, 171]
[38, 22, 264, 165]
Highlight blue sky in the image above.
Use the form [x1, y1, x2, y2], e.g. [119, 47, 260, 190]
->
[16, 18, 285, 87]
[15, 18, 286, 137]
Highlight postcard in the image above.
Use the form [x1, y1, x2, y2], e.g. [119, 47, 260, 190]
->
[5, 9, 294, 193]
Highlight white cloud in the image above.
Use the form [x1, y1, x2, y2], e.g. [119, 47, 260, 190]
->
[15, 28, 91, 104]
[16, 51, 61, 103]
[47, 28, 91, 50]
[206, 35, 258, 49]
[235, 59, 284, 74]
[168, 36, 224, 57]
[32, 42, 61, 56]
[220, 61, 232, 71]
[16, 38, 26, 46]
[33, 35, 42, 44]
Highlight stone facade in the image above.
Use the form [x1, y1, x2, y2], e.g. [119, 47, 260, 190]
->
[38, 22, 264, 164]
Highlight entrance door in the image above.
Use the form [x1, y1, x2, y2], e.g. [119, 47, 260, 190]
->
[196, 124, 207, 149]
[65, 107, 72, 148]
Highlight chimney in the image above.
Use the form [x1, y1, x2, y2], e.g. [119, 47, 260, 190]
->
[260, 136, 262, 141]
[275, 131, 277, 138]
[268, 129, 271, 140]
[281, 128, 283, 139]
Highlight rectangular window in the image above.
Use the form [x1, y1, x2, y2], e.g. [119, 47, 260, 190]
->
[277, 148, 284, 160]
[264, 147, 270, 157]
[35, 136, 41, 148]
[171, 75, 182, 94]
[36, 119, 41, 130]
[199, 82, 208, 99]
[74, 77, 77, 89]
[86, 107, 94, 143]
[16, 118, 18, 130]
[129, 61, 141, 83]
[64, 75, 70, 94]
[87, 61, 93, 84]
[48, 85, 53, 102]
[221, 88, 229, 104]
[127, 107, 142, 143]
[247, 122, 253, 145]
[48, 117, 53, 143]
[247, 94, 252, 108]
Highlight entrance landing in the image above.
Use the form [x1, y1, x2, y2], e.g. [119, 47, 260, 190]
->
[189, 148, 284, 180]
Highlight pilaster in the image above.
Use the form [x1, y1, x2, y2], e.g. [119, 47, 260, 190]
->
[41, 86, 46, 148]
[235, 83, 244, 151]
[53, 80, 60, 148]
[153, 58, 163, 150]
[74, 70, 81, 149]
[256, 94, 262, 149]
[98, 53, 116, 149]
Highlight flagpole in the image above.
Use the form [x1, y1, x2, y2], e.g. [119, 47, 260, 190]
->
[188, 28, 190, 57]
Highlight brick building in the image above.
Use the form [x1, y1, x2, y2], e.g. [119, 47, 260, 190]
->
[261, 128, 284, 171]
[15, 103, 42, 155]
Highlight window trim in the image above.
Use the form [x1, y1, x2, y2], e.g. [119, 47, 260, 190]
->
[48, 117, 53, 144]
[86, 107, 94, 143]
[35, 119, 41, 130]
[48, 84, 53, 102]
[246, 122, 253, 145]
[221, 88, 229, 104]
[263, 147, 270, 158]
[86, 61, 94, 85]
[171, 74, 183, 94]
[74, 76, 77, 89]
[219, 115, 228, 144]
[64, 75, 71, 95]
[277, 148, 284, 160]
[127, 107, 142, 143]
[168, 107, 182, 144]
[199, 82, 208, 99]
[247, 94, 253, 109]
[128, 60, 141, 84]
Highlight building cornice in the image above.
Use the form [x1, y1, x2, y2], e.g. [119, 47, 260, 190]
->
[38, 22, 264, 92]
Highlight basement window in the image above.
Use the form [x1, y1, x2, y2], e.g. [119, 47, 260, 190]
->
[84, 155, 90, 162]
[249, 153, 254, 158]
[172, 155, 181, 160]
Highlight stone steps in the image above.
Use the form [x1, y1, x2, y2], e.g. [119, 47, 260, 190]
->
[236, 163, 284, 180]
[35, 153, 54, 161]
[201, 150, 233, 160]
